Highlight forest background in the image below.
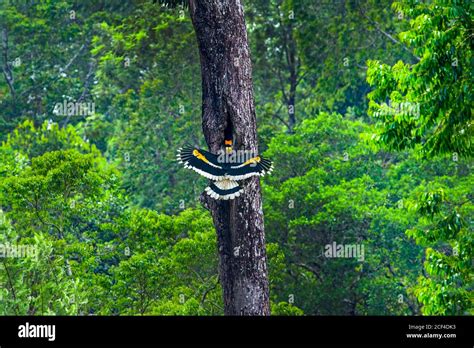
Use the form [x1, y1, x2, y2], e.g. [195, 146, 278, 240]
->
[0, 0, 472, 315]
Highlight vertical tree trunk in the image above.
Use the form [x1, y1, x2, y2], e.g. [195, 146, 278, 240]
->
[189, 0, 270, 315]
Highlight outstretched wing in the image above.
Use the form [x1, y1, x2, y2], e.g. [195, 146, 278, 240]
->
[176, 146, 225, 180]
[226, 156, 273, 181]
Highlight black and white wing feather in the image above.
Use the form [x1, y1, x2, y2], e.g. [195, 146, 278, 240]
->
[176, 146, 225, 181]
[227, 156, 274, 181]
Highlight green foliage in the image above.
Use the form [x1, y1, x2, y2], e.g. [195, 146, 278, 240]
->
[0, 121, 223, 315]
[263, 112, 425, 315]
[0, 0, 471, 317]
[249, 0, 413, 140]
[0, 0, 139, 136]
[89, 3, 203, 211]
[366, 0, 473, 316]
[405, 176, 473, 315]
[271, 302, 304, 316]
[5, 119, 100, 158]
[367, 0, 473, 157]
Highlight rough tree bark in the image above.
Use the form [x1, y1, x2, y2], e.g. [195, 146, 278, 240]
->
[189, 0, 270, 315]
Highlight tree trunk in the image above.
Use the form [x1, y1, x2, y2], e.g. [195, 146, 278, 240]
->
[189, 0, 270, 315]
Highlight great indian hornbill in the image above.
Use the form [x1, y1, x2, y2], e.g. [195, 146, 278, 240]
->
[176, 138, 273, 200]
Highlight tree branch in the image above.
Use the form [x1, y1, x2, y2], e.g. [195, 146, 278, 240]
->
[358, 7, 420, 62]
[1, 28, 15, 98]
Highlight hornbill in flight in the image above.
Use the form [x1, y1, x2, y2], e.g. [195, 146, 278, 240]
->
[176, 139, 273, 200]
